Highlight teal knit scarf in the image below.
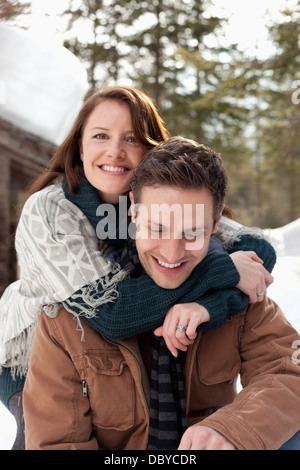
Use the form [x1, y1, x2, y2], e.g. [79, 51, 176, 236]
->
[62, 174, 129, 248]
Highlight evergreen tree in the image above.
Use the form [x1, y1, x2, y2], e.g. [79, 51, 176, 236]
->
[63, 0, 134, 89]
[259, 1, 300, 224]
[62, 0, 222, 109]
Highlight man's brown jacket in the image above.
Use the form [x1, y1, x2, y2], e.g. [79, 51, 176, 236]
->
[24, 297, 300, 450]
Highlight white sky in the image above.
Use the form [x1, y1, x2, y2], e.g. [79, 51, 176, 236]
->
[17, 0, 298, 59]
[212, 0, 298, 57]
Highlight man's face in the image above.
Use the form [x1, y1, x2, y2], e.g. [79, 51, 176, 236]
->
[130, 185, 221, 289]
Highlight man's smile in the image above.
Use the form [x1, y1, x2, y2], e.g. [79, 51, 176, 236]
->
[152, 255, 187, 274]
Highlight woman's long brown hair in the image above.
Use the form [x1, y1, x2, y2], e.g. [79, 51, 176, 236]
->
[27, 86, 170, 196]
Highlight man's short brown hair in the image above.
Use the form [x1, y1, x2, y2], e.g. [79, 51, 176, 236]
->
[130, 136, 228, 222]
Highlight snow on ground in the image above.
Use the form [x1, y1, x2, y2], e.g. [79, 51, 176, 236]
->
[0, 404, 16, 450]
[265, 219, 300, 334]
[267, 256, 300, 334]
[1, 220, 300, 449]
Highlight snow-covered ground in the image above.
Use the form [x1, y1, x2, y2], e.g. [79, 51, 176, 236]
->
[264, 218, 300, 335]
[1, 220, 300, 449]
[0, 403, 16, 450]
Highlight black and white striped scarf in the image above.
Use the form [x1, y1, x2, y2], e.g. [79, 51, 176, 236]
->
[148, 335, 187, 450]
[116, 239, 188, 450]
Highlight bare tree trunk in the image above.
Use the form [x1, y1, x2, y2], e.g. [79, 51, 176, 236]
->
[287, 168, 297, 222]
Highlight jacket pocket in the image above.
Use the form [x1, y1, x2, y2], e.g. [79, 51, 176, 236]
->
[83, 349, 135, 431]
[197, 318, 242, 385]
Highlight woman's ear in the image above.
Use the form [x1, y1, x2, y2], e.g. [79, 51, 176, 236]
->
[78, 139, 83, 161]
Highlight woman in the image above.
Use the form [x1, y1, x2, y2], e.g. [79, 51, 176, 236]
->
[0, 86, 275, 448]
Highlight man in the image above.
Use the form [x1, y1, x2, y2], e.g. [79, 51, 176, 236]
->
[23, 137, 300, 450]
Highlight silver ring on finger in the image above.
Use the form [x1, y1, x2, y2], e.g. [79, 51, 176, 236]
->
[257, 291, 264, 297]
[176, 324, 187, 333]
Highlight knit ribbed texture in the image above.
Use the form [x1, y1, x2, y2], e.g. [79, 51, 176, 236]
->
[62, 175, 129, 248]
[199, 235, 277, 330]
[0, 367, 26, 409]
[228, 234, 276, 272]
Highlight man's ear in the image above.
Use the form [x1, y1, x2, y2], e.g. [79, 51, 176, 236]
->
[129, 191, 136, 223]
[212, 207, 223, 234]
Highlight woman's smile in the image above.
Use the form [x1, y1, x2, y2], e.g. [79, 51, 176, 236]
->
[99, 164, 131, 174]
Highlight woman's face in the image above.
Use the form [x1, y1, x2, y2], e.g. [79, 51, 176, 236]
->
[80, 99, 146, 203]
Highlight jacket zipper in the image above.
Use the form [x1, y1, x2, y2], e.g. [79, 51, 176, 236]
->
[238, 325, 244, 342]
[82, 379, 88, 397]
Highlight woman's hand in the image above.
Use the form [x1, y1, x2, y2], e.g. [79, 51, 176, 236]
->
[154, 302, 210, 357]
[230, 251, 274, 303]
